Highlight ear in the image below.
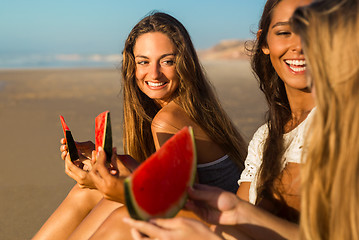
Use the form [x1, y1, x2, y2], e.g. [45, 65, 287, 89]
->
[262, 45, 270, 55]
[257, 29, 270, 55]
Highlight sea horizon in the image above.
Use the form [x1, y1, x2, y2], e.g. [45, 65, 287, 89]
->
[0, 52, 123, 69]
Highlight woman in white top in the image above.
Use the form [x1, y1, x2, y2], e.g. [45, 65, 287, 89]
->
[238, 107, 315, 206]
[195, 1, 316, 238]
[234, 0, 315, 225]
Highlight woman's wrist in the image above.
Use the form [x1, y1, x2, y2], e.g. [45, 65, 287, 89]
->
[235, 199, 252, 225]
[235, 200, 299, 240]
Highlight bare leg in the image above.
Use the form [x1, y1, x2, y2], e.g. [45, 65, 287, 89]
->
[33, 184, 103, 240]
[89, 206, 206, 240]
[89, 206, 131, 240]
[68, 199, 123, 240]
[213, 225, 253, 240]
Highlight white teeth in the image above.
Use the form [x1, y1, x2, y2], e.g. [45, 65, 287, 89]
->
[285, 59, 306, 72]
[289, 66, 306, 72]
[147, 81, 165, 87]
[285, 59, 306, 66]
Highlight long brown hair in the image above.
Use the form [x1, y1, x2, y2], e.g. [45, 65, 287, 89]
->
[249, 0, 294, 219]
[292, 0, 359, 239]
[122, 12, 247, 167]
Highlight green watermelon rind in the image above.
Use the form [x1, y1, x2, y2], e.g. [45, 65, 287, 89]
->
[96, 111, 113, 163]
[124, 177, 148, 220]
[124, 126, 197, 221]
[65, 130, 80, 161]
[59, 116, 79, 162]
[103, 112, 113, 162]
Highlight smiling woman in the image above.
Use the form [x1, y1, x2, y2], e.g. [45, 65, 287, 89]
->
[33, 11, 248, 240]
[134, 32, 180, 107]
[237, 0, 316, 223]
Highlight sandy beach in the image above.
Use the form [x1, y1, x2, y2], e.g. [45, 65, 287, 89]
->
[0, 60, 267, 239]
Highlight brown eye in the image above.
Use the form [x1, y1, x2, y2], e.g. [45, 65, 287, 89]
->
[137, 61, 148, 65]
[276, 31, 291, 36]
[161, 60, 175, 66]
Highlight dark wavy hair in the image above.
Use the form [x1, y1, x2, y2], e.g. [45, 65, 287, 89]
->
[249, 0, 297, 221]
[121, 12, 247, 168]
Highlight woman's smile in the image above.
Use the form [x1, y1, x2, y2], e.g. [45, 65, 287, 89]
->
[134, 32, 179, 107]
[145, 81, 168, 89]
[284, 59, 306, 74]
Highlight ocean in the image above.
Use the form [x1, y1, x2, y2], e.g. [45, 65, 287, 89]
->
[0, 53, 122, 69]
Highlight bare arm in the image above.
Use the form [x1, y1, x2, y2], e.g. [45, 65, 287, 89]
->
[186, 184, 299, 240]
[235, 201, 299, 240]
[236, 182, 250, 202]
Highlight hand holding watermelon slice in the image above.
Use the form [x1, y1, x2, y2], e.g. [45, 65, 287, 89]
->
[59, 116, 99, 169]
[60, 116, 80, 162]
[125, 126, 197, 220]
[185, 184, 242, 226]
[63, 152, 97, 189]
[89, 139, 140, 203]
[59, 111, 140, 197]
[89, 147, 136, 203]
[95, 111, 113, 163]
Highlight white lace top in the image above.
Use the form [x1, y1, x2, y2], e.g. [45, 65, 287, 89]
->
[238, 108, 316, 204]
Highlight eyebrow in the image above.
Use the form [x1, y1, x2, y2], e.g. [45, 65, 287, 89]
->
[135, 53, 176, 59]
[271, 21, 290, 28]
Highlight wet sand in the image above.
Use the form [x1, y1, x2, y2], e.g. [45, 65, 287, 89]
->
[0, 60, 267, 239]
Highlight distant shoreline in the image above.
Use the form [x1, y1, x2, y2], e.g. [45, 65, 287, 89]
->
[0, 39, 250, 70]
[0, 59, 250, 72]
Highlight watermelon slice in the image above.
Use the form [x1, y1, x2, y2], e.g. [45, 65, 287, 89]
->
[95, 111, 113, 163]
[59, 116, 79, 162]
[124, 126, 197, 220]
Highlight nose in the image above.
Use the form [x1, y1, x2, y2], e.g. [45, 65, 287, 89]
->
[149, 62, 161, 79]
[291, 34, 303, 54]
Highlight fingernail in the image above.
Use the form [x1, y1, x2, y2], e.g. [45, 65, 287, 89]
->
[149, 219, 157, 224]
[97, 147, 102, 158]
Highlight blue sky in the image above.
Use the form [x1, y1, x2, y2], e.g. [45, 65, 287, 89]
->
[0, 0, 266, 68]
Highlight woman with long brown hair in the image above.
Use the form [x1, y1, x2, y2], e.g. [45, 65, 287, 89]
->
[236, 0, 315, 222]
[120, 11, 247, 187]
[33, 11, 247, 240]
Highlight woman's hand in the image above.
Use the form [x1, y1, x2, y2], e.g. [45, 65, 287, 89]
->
[89, 147, 137, 203]
[123, 217, 223, 240]
[185, 184, 241, 226]
[60, 138, 95, 170]
[64, 152, 97, 189]
[186, 184, 299, 240]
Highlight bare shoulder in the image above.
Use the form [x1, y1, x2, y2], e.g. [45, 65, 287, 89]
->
[151, 101, 192, 149]
[152, 101, 194, 134]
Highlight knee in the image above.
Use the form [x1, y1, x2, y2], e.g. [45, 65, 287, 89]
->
[90, 207, 132, 240]
[108, 207, 130, 223]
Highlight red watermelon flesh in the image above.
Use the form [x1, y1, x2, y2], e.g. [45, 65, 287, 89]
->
[124, 126, 197, 220]
[95, 111, 113, 162]
[59, 116, 79, 161]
